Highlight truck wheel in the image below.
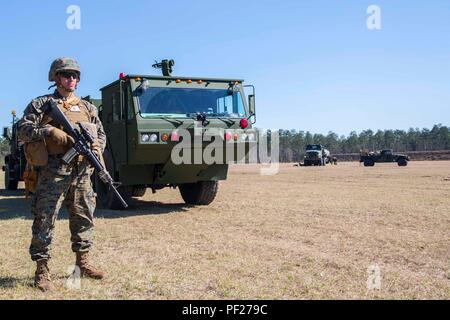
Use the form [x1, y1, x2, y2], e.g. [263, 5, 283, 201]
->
[94, 174, 132, 210]
[364, 160, 374, 167]
[132, 186, 147, 197]
[4, 163, 18, 190]
[93, 149, 131, 210]
[179, 181, 219, 205]
[397, 159, 408, 166]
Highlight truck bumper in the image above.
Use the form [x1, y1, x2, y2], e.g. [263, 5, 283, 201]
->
[118, 163, 229, 186]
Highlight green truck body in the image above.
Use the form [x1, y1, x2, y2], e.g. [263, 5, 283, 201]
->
[89, 65, 256, 209]
[2, 112, 26, 190]
[360, 149, 409, 167]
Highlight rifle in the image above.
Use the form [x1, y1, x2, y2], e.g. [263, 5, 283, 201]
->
[45, 99, 128, 209]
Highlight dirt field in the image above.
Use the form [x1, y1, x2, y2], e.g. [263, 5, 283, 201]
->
[0, 161, 449, 299]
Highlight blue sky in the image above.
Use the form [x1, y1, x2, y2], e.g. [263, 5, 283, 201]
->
[0, 0, 449, 135]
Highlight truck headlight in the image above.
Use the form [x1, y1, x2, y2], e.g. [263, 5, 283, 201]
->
[150, 134, 158, 142]
[141, 134, 150, 142]
[247, 133, 256, 141]
[141, 133, 159, 142]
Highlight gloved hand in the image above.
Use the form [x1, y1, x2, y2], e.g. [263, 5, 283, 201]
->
[49, 127, 75, 146]
[91, 141, 103, 157]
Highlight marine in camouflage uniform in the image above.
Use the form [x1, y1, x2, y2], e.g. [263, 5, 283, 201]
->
[18, 57, 106, 291]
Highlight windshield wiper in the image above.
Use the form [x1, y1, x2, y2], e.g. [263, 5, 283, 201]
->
[186, 112, 236, 126]
[206, 113, 236, 126]
[214, 117, 235, 126]
[158, 116, 184, 125]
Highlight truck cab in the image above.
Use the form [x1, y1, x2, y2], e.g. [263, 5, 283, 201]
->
[92, 64, 256, 209]
[379, 149, 394, 162]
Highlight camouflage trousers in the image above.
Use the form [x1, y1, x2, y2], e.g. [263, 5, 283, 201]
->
[30, 155, 96, 261]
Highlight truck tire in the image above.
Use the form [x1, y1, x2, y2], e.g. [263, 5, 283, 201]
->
[4, 163, 18, 190]
[397, 159, 408, 166]
[93, 149, 131, 210]
[363, 159, 375, 167]
[132, 186, 147, 197]
[94, 174, 132, 210]
[179, 180, 219, 205]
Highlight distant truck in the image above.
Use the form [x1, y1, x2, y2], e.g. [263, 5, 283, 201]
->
[303, 144, 332, 166]
[2, 111, 26, 190]
[360, 149, 409, 167]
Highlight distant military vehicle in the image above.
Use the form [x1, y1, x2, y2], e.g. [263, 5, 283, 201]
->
[303, 144, 332, 166]
[2, 110, 26, 190]
[87, 59, 257, 209]
[360, 149, 409, 167]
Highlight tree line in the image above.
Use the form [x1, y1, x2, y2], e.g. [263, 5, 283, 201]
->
[276, 124, 450, 163]
[1, 124, 450, 164]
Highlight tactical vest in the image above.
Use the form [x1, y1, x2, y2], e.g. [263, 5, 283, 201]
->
[43, 96, 91, 155]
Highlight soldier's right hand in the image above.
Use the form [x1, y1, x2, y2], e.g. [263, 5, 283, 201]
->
[49, 127, 75, 146]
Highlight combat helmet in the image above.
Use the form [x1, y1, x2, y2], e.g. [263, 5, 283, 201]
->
[48, 57, 81, 82]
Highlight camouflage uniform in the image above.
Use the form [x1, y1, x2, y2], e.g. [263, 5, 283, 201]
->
[18, 90, 106, 261]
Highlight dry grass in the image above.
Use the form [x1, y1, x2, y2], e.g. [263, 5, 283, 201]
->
[0, 161, 449, 299]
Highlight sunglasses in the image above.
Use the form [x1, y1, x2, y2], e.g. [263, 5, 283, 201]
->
[58, 71, 79, 79]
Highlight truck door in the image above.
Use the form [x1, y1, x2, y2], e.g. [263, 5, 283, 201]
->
[107, 87, 127, 168]
[384, 150, 393, 162]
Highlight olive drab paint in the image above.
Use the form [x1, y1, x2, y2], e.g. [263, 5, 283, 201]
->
[87, 60, 257, 209]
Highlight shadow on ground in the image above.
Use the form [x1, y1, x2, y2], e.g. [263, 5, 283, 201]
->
[0, 189, 191, 220]
[0, 189, 26, 197]
[0, 276, 33, 289]
[0, 189, 31, 220]
[95, 200, 192, 218]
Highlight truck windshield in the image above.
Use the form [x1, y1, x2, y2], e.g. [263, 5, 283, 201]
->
[306, 145, 321, 151]
[138, 87, 246, 118]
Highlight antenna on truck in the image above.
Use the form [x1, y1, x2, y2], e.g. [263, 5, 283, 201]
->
[152, 59, 175, 76]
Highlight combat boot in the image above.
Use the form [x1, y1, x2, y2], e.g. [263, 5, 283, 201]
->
[34, 259, 52, 292]
[75, 252, 105, 279]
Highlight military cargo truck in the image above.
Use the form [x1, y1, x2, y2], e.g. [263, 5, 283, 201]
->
[360, 149, 409, 167]
[303, 144, 331, 166]
[2, 111, 26, 190]
[88, 60, 257, 209]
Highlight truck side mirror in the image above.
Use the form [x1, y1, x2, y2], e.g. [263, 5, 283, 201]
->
[248, 94, 255, 115]
[2, 127, 11, 140]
